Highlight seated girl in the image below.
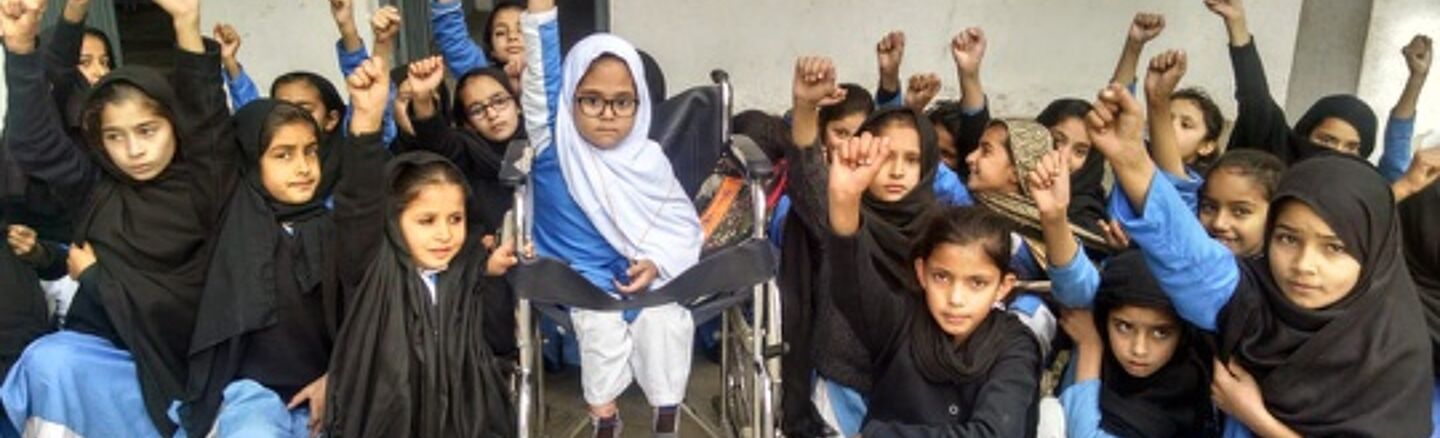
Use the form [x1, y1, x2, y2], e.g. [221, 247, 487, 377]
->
[1086, 83, 1431, 437]
[1198, 150, 1285, 257]
[521, 0, 702, 434]
[2, 0, 238, 435]
[323, 56, 517, 437]
[826, 132, 1040, 436]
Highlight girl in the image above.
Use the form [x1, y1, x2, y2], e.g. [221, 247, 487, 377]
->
[1199, 150, 1285, 257]
[1088, 83, 1431, 436]
[826, 133, 1039, 436]
[2, 0, 237, 435]
[1401, 183, 1440, 433]
[431, 0, 526, 88]
[324, 56, 517, 438]
[522, 0, 702, 434]
[1145, 50, 1222, 214]
[179, 99, 353, 437]
[1058, 251, 1217, 438]
[1036, 98, 1109, 244]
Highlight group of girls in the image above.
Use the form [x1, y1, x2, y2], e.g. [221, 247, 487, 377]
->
[1, 0, 1439, 436]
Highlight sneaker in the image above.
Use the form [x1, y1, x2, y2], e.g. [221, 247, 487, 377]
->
[592, 414, 621, 438]
[654, 405, 680, 437]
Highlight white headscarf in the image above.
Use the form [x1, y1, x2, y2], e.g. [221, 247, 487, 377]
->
[544, 33, 701, 286]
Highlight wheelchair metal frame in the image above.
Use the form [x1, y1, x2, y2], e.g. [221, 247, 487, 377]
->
[507, 70, 783, 438]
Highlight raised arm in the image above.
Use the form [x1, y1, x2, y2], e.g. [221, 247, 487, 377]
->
[874, 31, 905, 109]
[1086, 84, 1238, 331]
[328, 0, 364, 56]
[3, 0, 96, 192]
[335, 56, 392, 289]
[1028, 149, 1100, 308]
[825, 132, 911, 354]
[904, 73, 941, 113]
[1382, 35, 1430, 182]
[520, 0, 560, 148]
[789, 56, 846, 149]
[1110, 12, 1164, 87]
[1208, 0, 1294, 161]
[951, 27, 986, 113]
[43, 0, 89, 91]
[214, 23, 260, 110]
[430, 0, 490, 76]
[1145, 49, 1190, 179]
[156, 0, 238, 228]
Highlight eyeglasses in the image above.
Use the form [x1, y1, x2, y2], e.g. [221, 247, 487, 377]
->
[467, 94, 515, 119]
[575, 95, 638, 118]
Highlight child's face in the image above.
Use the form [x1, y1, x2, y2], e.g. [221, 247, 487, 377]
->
[865, 123, 922, 202]
[401, 183, 468, 270]
[100, 98, 177, 182]
[1106, 304, 1181, 379]
[1307, 117, 1363, 155]
[79, 34, 111, 86]
[259, 122, 321, 205]
[1048, 117, 1092, 173]
[935, 125, 958, 170]
[822, 113, 866, 152]
[1268, 200, 1361, 309]
[275, 82, 340, 134]
[573, 57, 639, 149]
[1169, 98, 1216, 165]
[914, 242, 1016, 343]
[489, 7, 524, 66]
[1200, 167, 1270, 256]
[460, 75, 519, 142]
[965, 125, 1019, 194]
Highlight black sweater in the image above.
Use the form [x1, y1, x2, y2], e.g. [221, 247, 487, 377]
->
[828, 234, 1041, 437]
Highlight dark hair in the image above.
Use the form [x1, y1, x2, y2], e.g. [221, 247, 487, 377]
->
[732, 110, 789, 162]
[82, 82, 175, 150]
[390, 160, 471, 213]
[270, 72, 346, 122]
[861, 108, 919, 137]
[926, 100, 964, 128]
[1035, 98, 1092, 128]
[1172, 87, 1225, 169]
[1205, 149, 1287, 200]
[259, 102, 322, 154]
[910, 206, 1015, 276]
[482, 0, 527, 62]
[81, 27, 116, 69]
[819, 83, 874, 131]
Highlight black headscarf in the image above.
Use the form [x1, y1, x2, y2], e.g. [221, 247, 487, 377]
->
[855, 107, 941, 292]
[325, 152, 514, 438]
[1218, 154, 1430, 436]
[1293, 95, 1378, 159]
[451, 66, 521, 144]
[911, 298, 1034, 384]
[1068, 146, 1109, 240]
[180, 100, 336, 436]
[1093, 251, 1215, 438]
[270, 72, 346, 200]
[72, 64, 235, 435]
[1400, 183, 1440, 375]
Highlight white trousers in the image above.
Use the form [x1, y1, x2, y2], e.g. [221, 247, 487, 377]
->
[570, 303, 694, 407]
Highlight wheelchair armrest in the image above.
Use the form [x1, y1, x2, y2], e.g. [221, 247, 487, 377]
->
[499, 139, 533, 187]
[729, 134, 773, 180]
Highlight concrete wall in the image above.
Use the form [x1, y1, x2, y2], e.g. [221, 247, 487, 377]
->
[1284, 0, 1372, 120]
[199, 0, 382, 103]
[1357, 0, 1440, 150]
[611, 0, 1304, 119]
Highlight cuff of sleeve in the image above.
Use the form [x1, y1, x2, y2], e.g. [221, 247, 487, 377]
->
[336, 39, 368, 60]
[961, 96, 988, 115]
[523, 7, 558, 25]
[431, 0, 463, 16]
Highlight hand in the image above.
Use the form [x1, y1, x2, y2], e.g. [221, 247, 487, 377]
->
[904, 73, 941, 112]
[1098, 219, 1132, 250]
[1396, 146, 1440, 200]
[828, 132, 893, 205]
[875, 31, 905, 87]
[407, 56, 445, 98]
[287, 374, 328, 438]
[371, 5, 402, 48]
[613, 259, 659, 294]
[1404, 34, 1433, 78]
[7, 224, 38, 258]
[328, 0, 354, 26]
[1127, 12, 1165, 45]
[484, 240, 523, 276]
[1211, 359, 1267, 422]
[792, 56, 846, 108]
[504, 57, 525, 80]
[1085, 84, 1148, 166]
[950, 27, 987, 77]
[1026, 149, 1073, 220]
[1204, 0, 1245, 23]
[0, 0, 45, 54]
[1144, 49, 1188, 101]
[346, 56, 391, 134]
[61, 0, 89, 24]
[151, 0, 198, 24]
[67, 242, 96, 279]
[1059, 309, 1101, 348]
[214, 23, 241, 62]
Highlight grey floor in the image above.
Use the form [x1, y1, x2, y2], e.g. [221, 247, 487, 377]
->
[540, 358, 727, 437]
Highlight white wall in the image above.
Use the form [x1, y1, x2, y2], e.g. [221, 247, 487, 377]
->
[1357, 0, 1440, 148]
[200, 0, 381, 103]
[612, 0, 1304, 119]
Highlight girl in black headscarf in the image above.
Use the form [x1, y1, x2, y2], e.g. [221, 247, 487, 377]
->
[1058, 251, 1217, 438]
[1091, 83, 1431, 437]
[178, 98, 382, 437]
[1401, 183, 1440, 426]
[322, 56, 516, 438]
[1, 1, 238, 435]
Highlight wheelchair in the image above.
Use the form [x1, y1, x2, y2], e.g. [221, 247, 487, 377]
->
[500, 70, 785, 438]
